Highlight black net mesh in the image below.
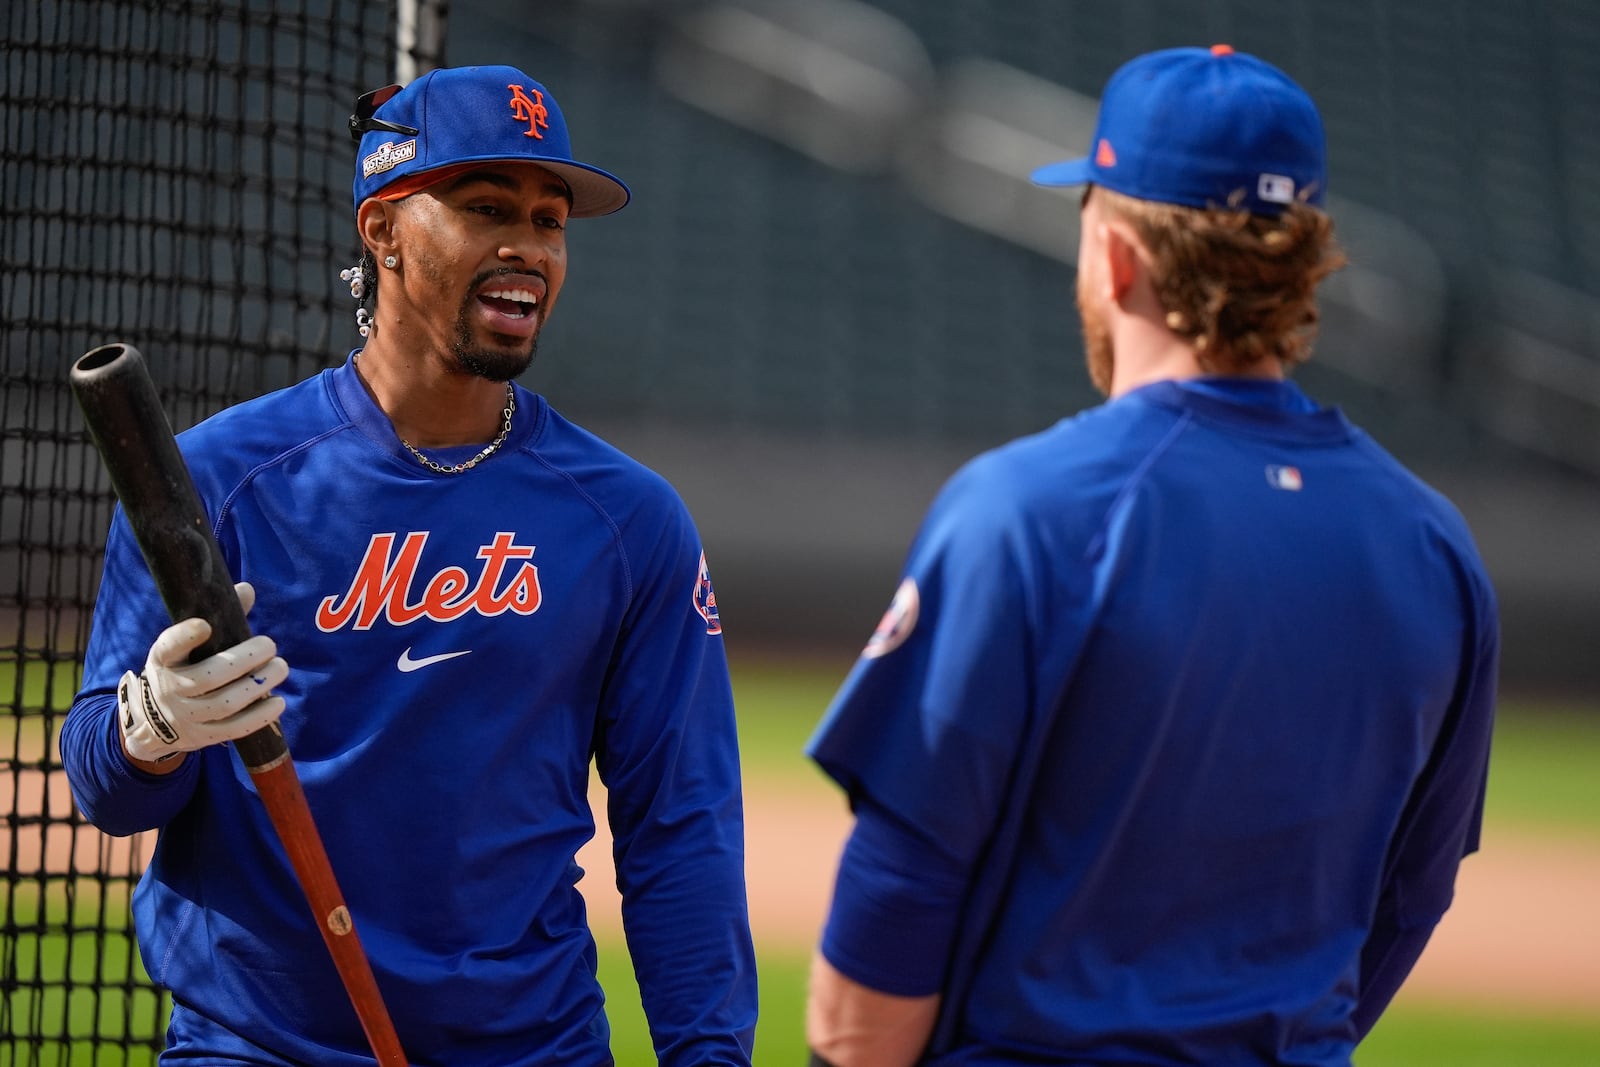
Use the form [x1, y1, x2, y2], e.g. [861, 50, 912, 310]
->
[1, 2, 394, 1059]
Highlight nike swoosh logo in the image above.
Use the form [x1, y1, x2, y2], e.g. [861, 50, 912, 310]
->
[397, 647, 472, 672]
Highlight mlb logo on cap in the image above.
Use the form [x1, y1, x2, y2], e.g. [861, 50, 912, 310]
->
[1031, 44, 1327, 216]
[1258, 173, 1298, 205]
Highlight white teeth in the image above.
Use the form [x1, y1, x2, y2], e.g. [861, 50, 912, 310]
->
[485, 287, 538, 306]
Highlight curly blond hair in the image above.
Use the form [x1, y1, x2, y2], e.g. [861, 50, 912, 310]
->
[1094, 187, 1347, 373]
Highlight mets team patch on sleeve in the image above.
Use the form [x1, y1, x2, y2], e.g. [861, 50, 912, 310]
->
[863, 577, 919, 659]
[693, 550, 722, 635]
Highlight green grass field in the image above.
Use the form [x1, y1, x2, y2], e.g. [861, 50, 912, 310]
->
[593, 946, 1600, 1066]
[5, 657, 1598, 1063]
[592, 657, 1600, 1064]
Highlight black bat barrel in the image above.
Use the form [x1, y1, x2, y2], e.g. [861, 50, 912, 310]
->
[70, 342, 287, 770]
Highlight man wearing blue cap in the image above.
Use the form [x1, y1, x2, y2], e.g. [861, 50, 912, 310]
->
[63, 66, 757, 1065]
[804, 45, 1498, 1067]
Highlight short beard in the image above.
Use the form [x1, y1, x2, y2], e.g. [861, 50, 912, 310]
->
[1076, 275, 1114, 396]
[451, 269, 542, 383]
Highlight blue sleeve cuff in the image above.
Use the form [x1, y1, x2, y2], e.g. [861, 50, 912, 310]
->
[819, 800, 968, 997]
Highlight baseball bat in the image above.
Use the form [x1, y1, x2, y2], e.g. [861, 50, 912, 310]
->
[70, 342, 409, 1067]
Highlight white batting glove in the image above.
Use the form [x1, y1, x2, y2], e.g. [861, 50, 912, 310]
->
[117, 582, 290, 765]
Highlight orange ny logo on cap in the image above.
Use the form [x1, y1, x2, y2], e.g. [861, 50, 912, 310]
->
[507, 84, 549, 139]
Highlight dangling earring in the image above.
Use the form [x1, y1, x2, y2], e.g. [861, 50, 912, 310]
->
[339, 264, 365, 300]
[339, 254, 376, 339]
[384, 255, 398, 269]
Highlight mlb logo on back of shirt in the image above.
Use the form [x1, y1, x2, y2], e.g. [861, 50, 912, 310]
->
[1265, 465, 1303, 491]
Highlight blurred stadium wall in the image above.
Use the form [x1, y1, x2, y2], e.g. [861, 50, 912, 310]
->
[7, 0, 1600, 698]
[441, 0, 1600, 698]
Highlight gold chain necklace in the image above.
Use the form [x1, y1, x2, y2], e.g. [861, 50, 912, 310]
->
[399, 384, 516, 475]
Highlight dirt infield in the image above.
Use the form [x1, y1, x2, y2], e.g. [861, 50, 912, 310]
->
[579, 778, 1600, 1019]
[9, 760, 1594, 1020]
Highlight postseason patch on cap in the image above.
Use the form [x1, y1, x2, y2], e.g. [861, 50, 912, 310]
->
[362, 139, 416, 178]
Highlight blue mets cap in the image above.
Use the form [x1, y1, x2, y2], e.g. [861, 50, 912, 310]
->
[1031, 44, 1326, 215]
[351, 64, 630, 219]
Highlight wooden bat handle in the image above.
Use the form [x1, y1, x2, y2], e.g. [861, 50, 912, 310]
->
[253, 759, 409, 1066]
[70, 342, 408, 1066]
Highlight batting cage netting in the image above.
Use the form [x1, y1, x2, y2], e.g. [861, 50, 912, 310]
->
[2, 2, 412, 1059]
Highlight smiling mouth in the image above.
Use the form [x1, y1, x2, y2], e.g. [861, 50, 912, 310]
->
[478, 287, 540, 319]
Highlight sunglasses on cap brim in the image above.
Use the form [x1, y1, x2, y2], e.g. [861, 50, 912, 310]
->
[348, 84, 418, 144]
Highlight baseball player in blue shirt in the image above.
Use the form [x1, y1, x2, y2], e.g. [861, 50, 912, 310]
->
[62, 65, 757, 1066]
[805, 45, 1498, 1067]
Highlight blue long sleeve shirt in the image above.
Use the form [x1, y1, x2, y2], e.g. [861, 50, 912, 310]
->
[63, 355, 757, 1066]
